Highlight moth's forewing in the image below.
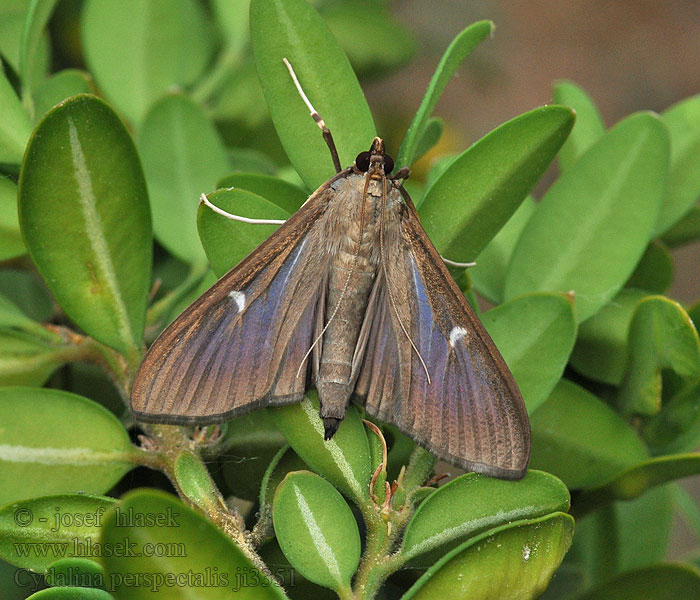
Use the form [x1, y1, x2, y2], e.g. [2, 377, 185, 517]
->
[130, 170, 351, 423]
[355, 186, 530, 479]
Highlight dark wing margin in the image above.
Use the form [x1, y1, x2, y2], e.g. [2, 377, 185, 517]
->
[130, 170, 351, 424]
[356, 190, 530, 479]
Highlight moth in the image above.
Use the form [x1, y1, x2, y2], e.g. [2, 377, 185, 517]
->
[131, 60, 530, 480]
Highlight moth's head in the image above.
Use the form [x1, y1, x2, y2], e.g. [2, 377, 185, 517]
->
[355, 137, 394, 176]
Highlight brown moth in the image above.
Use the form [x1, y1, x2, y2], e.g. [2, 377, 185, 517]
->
[131, 60, 530, 480]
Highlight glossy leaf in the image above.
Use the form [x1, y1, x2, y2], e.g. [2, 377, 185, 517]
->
[576, 563, 700, 599]
[505, 112, 669, 321]
[259, 446, 306, 515]
[33, 69, 93, 119]
[273, 471, 360, 592]
[216, 172, 307, 214]
[396, 21, 492, 169]
[419, 106, 575, 262]
[655, 94, 700, 234]
[618, 296, 700, 416]
[529, 380, 648, 489]
[553, 80, 605, 170]
[18, 0, 58, 114]
[643, 381, 700, 454]
[0, 66, 32, 163]
[0, 176, 24, 260]
[250, 0, 376, 189]
[661, 203, 700, 247]
[402, 513, 574, 600]
[624, 240, 673, 293]
[138, 94, 229, 264]
[574, 453, 700, 517]
[270, 393, 371, 504]
[198, 188, 289, 277]
[402, 470, 570, 565]
[569, 289, 648, 385]
[27, 588, 114, 599]
[45, 557, 107, 590]
[173, 452, 221, 514]
[101, 489, 288, 599]
[470, 196, 535, 303]
[482, 292, 577, 413]
[81, 0, 214, 124]
[210, 0, 250, 59]
[0, 387, 137, 504]
[322, 0, 416, 77]
[0, 269, 53, 323]
[0, 329, 73, 386]
[19, 95, 152, 358]
[0, 494, 115, 571]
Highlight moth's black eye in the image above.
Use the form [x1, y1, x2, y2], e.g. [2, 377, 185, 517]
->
[383, 153, 395, 174]
[355, 151, 371, 172]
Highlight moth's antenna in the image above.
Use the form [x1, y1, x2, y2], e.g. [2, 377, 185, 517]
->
[200, 194, 287, 225]
[441, 256, 477, 269]
[283, 58, 342, 173]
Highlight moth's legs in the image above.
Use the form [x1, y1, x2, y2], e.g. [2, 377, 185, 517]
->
[199, 194, 287, 225]
[283, 58, 342, 173]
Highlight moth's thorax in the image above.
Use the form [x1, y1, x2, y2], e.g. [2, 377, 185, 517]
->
[324, 173, 403, 267]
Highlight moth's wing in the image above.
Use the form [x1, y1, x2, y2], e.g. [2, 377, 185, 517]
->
[130, 172, 349, 424]
[356, 193, 530, 479]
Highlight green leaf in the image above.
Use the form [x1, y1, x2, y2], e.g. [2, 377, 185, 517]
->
[0, 387, 137, 504]
[504, 112, 669, 322]
[661, 204, 700, 247]
[413, 117, 444, 163]
[655, 94, 700, 234]
[33, 69, 93, 119]
[273, 470, 360, 592]
[618, 296, 700, 416]
[45, 557, 107, 590]
[481, 293, 577, 413]
[18, 0, 58, 116]
[81, 0, 214, 124]
[321, 0, 416, 78]
[27, 588, 114, 599]
[402, 513, 574, 600]
[0, 176, 25, 260]
[0, 329, 73, 386]
[198, 188, 289, 277]
[259, 446, 305, 516]
[401, 470, 570, 566]
[470, 196, 535, 303]
[19, 95, 152, 359]
[624, 240, 673, 294]
[419, 105, 575, 262]
[643, 381, 700, 454]
[569, 289, 648, 385]
[0, 494, 115, 571]
[576, 563, 700, 600]
[552, 80, 605, 170]
[396, 21, 493, 169]
[210, 0, 250, 59]
[529, 380, 648, 489]
[250, 0, 376, 189]
[216, 172, 307, 214]
[138, 94, 229, 265]
[0, 269, 53, 323]
[100, 489, 288, 599]
[574, 453, 700, 517]
[173, 452, 221, 515]
[0, 65, 32, 164]
[270, 393, 372, 504]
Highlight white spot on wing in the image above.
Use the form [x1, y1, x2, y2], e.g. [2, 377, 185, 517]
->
[449, 326, 468, 347]
[229, 290, 246, 312]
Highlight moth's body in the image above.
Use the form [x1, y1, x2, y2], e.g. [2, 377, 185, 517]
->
[131, 138, 531, 480]
[316, 173, 397, 432]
